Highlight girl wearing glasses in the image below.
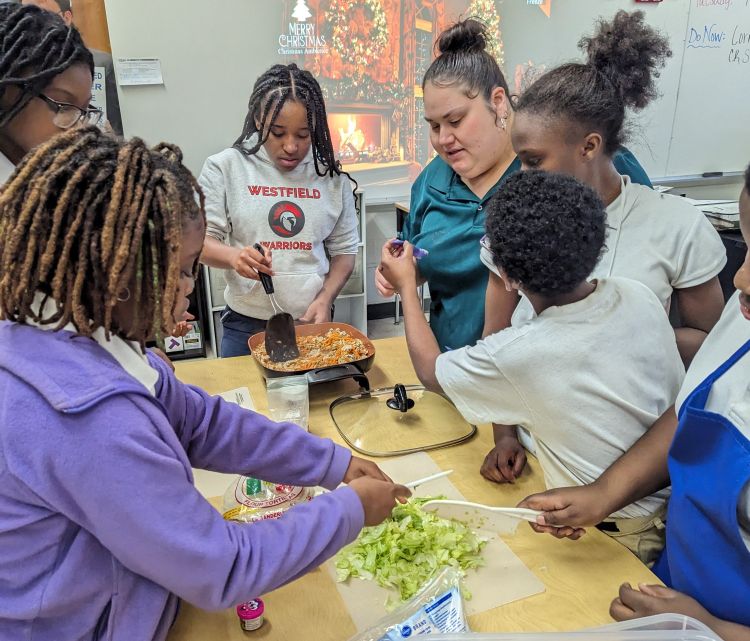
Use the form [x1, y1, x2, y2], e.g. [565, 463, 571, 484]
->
[0, 4, 101, 185]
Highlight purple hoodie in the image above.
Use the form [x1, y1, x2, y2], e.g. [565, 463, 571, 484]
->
[0, 322, 364, 641]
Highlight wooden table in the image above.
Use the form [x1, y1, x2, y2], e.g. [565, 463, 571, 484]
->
[168, 337, 657, 640]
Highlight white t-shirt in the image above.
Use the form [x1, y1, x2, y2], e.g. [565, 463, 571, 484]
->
[675, 291, 750, 551]
[0, 151, 15, 186]
[199, 141, 359, 320]
[436, 278, 684, 518]
[481, 176, 727, 323]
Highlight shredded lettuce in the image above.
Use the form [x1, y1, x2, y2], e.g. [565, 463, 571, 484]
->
[335, 496, 487, 605]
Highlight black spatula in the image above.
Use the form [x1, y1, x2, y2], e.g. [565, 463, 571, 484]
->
[253, 243, 299, 363]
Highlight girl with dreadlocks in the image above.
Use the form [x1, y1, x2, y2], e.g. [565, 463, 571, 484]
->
[0, 127, 408, 640]
[199, 63, 359, 357]
[0, 3, 101, 185]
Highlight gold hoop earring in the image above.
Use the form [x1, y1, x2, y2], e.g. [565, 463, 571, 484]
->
[116, 287, 130, 302]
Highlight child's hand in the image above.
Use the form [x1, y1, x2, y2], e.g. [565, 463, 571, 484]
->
[481, 437, 527, 484]
[610, 584, 713, 623]
[343, 456, 393, 483]
[379, 240, 417, 293]
[172, 312, 195, 338]
[374, 262, 396, 298]
[299, 298, 332, 324]
[349, 478, 412, 526]
[231, 245, 273, 280]
[517, 484, 612, 539]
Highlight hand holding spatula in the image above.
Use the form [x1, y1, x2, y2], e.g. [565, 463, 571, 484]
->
[253, 243, 300, 363]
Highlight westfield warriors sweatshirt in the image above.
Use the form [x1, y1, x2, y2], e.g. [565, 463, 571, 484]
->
[199, 141, 358, 319]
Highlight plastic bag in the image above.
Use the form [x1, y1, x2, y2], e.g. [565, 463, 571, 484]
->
[222, 475, 314, 523]
[347, 568, 469, 641]
[266, 374, 309, 431]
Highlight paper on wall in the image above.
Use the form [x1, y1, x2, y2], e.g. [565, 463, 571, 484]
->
[116, 58, 164, 86]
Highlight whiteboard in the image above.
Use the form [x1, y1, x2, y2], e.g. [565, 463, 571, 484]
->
[667, 0, 750, 177]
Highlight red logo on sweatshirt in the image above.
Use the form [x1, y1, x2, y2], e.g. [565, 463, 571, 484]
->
[268, 201, 305, 238]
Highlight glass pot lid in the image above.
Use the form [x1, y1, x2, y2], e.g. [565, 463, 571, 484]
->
[330, 384, 476, 457]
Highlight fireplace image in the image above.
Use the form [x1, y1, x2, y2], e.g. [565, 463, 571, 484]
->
[279, 0, 506, 197]
[328, 106, 400, 166]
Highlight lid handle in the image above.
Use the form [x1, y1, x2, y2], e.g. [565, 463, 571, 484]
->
[387, 383, 415, 413]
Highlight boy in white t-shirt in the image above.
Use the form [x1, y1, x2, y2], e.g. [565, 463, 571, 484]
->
[519, 167, 750, 640]
[380, 170, 685, 565]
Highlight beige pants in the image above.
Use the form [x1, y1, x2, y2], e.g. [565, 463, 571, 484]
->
[600, 503, 667, 567]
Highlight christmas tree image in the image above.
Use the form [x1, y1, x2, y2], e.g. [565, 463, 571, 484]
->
[468, 0, 504, 68]
[292, 0, 312, 22]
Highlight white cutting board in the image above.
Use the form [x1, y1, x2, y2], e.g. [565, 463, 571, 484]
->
[326, 452, 545, 632]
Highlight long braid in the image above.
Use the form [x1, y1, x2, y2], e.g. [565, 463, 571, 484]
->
[0, 127, 205, 349]
[233, 63, 358, 195]
[0, 4, 93, 128]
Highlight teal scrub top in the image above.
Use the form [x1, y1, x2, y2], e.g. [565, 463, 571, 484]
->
[403, 148, 651, 352]
[403, 156, 521, 351]
[613, 146, 653, 188]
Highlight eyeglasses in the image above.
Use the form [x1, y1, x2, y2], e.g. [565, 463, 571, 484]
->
[36, 94, 103, 129]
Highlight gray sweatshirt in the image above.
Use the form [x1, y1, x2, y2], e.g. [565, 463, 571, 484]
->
[199, 142, 359, 319]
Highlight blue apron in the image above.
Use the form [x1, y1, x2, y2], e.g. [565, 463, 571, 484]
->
[653, 339, 750, 625]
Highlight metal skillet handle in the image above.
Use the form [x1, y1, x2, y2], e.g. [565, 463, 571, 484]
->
[306, 364, 370, 392]
[252, 243, 274, 295]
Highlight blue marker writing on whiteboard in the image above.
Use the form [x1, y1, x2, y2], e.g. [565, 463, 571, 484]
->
[391, 238, 429, 260]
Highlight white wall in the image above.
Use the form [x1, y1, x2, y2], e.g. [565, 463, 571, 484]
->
[104, 0, 285, 175]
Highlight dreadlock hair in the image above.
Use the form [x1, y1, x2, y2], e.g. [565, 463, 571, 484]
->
[233, 63, 353, 185]
[515, 10, 671, 156]
[0, 4, 93, 129]
[423, 18, 511, 106]
[0, 127, 206, 349]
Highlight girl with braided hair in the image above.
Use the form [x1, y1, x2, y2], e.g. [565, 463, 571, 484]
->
[0, 127, 408, 640]
[0, 3, 101, 184]
[199, 63, 359, 357]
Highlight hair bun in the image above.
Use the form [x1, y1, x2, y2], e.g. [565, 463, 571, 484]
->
[580, 10, 671, 110]
[437, 18, 488, 55]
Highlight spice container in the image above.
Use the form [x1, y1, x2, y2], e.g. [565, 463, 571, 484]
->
[236, 599, 265, 631]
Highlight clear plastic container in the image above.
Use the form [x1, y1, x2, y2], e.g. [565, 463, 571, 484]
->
[424, 614, 720, 641]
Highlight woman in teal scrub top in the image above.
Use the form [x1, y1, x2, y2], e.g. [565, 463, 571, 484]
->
[375, 18, 652, 352]
[391, 19, 518, 352]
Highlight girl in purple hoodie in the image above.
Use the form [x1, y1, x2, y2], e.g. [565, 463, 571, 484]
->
[0, 127, 409, 641]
